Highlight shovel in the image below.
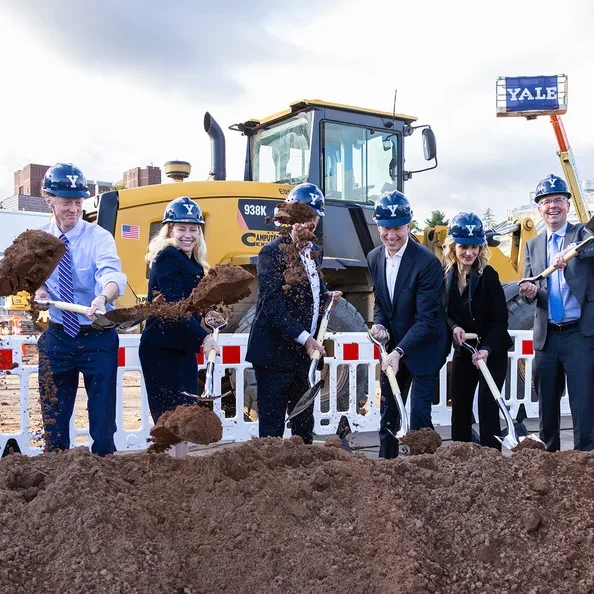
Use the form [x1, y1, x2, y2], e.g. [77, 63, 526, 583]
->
[34, 299, 141, 331]
[182, 311, 232, 402]
[286, 298, 335, 421]
[367, 330, 409, 439]
[518, 232, 594, 286]
[460, 332, 545, 450]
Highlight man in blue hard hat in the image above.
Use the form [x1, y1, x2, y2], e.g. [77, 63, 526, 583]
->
[368, 190, 449, 458]
[246, 183, 340, 444]
[519, 174, 594, 451]
[35, 163, 126, 456]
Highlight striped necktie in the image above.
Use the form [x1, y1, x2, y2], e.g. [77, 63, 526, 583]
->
[58, 234, 80, 337]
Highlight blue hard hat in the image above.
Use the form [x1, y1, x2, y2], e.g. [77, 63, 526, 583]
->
[534, 174, 571, 203]
[42, 163, 90, 198]
[448, 212, 485, 245]
[373, 190, 413, 227]
[162, 196, 205, 224]
[286, 183, 325, 217]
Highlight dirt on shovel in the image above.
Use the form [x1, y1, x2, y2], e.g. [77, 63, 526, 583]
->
[97, 263, 255, 329]
[148, 404, 223, 453]
[0, 230, 65, 296]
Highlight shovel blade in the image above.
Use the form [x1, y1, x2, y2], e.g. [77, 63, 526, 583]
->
[287, 380, 324, 421]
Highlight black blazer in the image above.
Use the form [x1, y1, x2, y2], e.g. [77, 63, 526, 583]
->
[246, 236, 327, 371]
[140, 246, 208, 352]
[367, 239, 450, 375]
[443, 264, 513, 354]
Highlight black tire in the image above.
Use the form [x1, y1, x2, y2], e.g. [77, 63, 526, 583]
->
[230, 298, 369, 419]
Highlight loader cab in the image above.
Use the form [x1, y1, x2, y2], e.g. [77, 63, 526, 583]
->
[236, 99, 437, 206]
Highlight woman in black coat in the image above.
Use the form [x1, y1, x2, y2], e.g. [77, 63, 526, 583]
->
[139, 196, 217, 423]
[443, 212, 513, 450]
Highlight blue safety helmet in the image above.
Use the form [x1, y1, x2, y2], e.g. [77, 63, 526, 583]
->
[448, 212, 485, 245]
[286, 183, 325, 217]
[42, 162, 90, 198]
[373, 190, 413, 227]
[534, 174, 571, 203]
[162, 196, 205, 224]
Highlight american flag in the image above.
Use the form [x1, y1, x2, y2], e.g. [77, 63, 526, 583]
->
[121, 224, 140, 239]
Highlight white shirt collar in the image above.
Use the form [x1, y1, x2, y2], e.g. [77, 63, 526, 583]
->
[384, 239, 408, 260]
[546, 222, 568, 240]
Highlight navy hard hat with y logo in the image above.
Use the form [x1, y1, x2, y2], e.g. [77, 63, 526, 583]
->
[42, 163, 90, 199]
[286, 183, 325, 217]
[162, 196, 205, 224]
[534, 174, 571, 202]
[448, 212, 485, 245]
[373, 190, 413, 227]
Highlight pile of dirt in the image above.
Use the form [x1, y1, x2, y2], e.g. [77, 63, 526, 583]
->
[0, 230, 65, 296]
[148, 404, 223, 452]
[1, 439, 594, 593]
[400, 427, 442, 455]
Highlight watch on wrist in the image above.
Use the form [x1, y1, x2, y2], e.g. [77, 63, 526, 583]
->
[395, 346, 405, 358]
[100, 294, 110, 304]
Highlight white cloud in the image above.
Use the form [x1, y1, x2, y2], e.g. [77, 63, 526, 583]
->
[1, 0, 593, 226]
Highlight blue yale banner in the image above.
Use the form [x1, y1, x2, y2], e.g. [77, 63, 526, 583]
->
[504, 76, 559, 112]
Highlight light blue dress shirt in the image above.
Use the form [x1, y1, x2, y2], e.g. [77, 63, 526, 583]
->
[40, 218, 127, 326]
[546, 222, 581, 323]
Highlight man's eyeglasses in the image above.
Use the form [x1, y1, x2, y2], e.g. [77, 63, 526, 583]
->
[539, 197, 568, 208]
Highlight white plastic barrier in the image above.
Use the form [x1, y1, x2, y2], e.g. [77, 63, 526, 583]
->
[0, 331, 569, 456]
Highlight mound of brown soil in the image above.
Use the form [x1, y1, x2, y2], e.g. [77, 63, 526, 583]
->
[0, 230, 66, 296]
[400, 427, 442, 455]
[1, 440, 593, 593]
[148, 404, 222, 452]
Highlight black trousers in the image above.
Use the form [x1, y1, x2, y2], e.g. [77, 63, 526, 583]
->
[533, 328, 594, 452]
[253, 363, 314, 444]
[450, 348, 506, 450]
[139, 341, 200, 424]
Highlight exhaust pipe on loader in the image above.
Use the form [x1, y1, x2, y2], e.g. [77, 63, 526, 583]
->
[204, 112, 226, 181]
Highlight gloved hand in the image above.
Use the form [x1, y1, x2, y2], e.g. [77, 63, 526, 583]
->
[87, 295, 108, 320]
[370, 324, 389, 344]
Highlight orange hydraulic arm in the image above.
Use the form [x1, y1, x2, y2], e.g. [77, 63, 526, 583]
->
[550, 114, 591, 222]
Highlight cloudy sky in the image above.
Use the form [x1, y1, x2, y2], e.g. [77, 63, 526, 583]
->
[1, 0, 593, 224]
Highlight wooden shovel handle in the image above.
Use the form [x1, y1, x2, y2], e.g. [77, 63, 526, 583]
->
[477, 359, 502, 399]
[379, 349, 401, 396]
[37, 300, 89, 315]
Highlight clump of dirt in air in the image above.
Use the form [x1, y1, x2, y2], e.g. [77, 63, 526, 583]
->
[0, 230, 66, 296]
[148, 404, 222, 453]
[272, 202, 323, 292]
[400, 427, 442, 455]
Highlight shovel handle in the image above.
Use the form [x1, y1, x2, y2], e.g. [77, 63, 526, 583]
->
[378, 350, 401, 396]
[477, 359, 502, 399]
[464, 333, 478, 340]
[36, 300, 90, 315]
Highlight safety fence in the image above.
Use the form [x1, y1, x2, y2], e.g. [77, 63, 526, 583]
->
[0, 331, 570, 456]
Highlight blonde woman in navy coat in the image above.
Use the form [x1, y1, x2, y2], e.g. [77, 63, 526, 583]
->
[139, 197, 218, 423]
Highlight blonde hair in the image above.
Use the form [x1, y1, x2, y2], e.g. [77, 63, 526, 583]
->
[146, 223, 210, 272]
[442, 236, 489, 275]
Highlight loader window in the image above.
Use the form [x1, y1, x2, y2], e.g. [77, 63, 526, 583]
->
[323, 122, 400, 203]
[252, 112, 312, 184]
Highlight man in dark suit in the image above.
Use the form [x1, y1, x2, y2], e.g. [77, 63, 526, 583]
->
[519, 174, 594, 451]
[246, 183, 337, 444]
[367, 190, 449, 458]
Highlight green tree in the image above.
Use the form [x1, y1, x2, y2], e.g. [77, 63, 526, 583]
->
[410, 219, 422, 234]
[110, 179, 127, 191]
[424, 210, 449, 228]
[482, 208, 497, 230]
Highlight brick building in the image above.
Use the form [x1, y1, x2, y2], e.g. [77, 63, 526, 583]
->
[123, 165, 161, 188]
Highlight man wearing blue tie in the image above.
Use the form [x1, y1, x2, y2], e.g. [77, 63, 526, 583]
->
[519, 174, 594, 451]
[35, 163, 127, 456]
